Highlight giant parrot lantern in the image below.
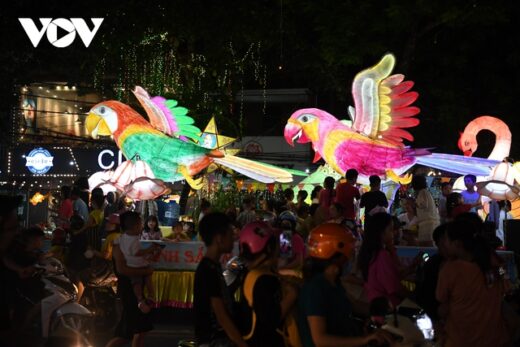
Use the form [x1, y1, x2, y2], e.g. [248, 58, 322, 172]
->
[284, 54, 501, 182]
[85, 87, 295, 189]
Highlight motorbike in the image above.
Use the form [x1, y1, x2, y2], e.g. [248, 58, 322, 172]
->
[79, 259, 121, 331]
[367, 298, 435, 347]
[15, 257, 93, 347]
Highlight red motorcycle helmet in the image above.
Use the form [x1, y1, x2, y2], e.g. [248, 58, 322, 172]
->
[308, 223, 355, 260]
[239, 221, 275, 255]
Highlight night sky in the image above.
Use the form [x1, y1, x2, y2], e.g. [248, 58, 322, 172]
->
[1, 0, 519, 158]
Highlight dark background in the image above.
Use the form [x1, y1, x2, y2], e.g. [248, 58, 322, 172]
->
[1, 0, 519, 158]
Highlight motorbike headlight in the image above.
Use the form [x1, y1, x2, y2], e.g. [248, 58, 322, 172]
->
[415, 313, 434, 340]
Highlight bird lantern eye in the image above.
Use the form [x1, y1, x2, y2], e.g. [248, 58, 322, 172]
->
[99, 106, 106, 114]
[298, 113, 315, 124]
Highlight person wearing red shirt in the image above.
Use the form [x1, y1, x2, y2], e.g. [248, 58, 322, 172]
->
[335, 169, 360, 220]
[57, 186, 73, 229]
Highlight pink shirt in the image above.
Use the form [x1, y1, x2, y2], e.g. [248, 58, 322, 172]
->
[364, 249, 402, 307]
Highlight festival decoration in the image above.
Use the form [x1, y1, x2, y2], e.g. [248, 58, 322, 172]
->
[88, 159, 170, 200]
[458, 116, 511, 160]
[198, 117, 239, 174]
[88, 170, 118, 195]
[454, 116, 519, 201]
[475, 162, 520, 201]
[284, 54, 501, 183]
[86, 86, 296, 190]
[30, 192, 49, 206]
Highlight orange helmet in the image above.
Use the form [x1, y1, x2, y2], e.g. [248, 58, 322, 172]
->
[308, 223, 355, 260]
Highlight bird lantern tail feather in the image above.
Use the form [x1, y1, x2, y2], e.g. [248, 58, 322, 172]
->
[213, 156, 293, 183]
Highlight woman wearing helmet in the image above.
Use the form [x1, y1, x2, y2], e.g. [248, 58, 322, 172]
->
[298, 223, 392, 347]
[238, 221, 298, 347]
[278, 211, 305, 272]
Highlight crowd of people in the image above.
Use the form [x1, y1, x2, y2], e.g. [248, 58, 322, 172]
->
[193, 169, 519, 347]
[0, 167, 519, 346]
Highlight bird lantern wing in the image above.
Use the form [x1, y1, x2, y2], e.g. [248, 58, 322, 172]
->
[132, 86, 201, 142]
[350, 54, 420, 146]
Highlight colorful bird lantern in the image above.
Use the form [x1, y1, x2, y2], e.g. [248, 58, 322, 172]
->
[85, 86, 297, 190]
[284, 54, 501, 183]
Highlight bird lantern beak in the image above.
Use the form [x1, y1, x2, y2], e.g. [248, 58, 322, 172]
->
[85, 113, 111, 139]
[284, 120, 303, 146]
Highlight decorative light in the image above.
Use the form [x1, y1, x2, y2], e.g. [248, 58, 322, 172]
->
[72, 86, 76, 90]
[56, 86, 61, 91]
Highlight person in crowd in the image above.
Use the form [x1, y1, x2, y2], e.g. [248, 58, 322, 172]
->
[335, 169, 361, 221]
[78, 193, 105, 251]
[411, 175, 440, 247]
[296, 204, 311, 240]
[415, 224, 449, 323]
[238, 221, 298, 347]
[318, 176, 336, 222]
[118, 211, 162, 314]
[55, 185, 73, 229]
[358, 213, 407, 307]
[0, 195, 22, 345]
[446, 192, 481, 221]
[167, 222, 191, 242]
[311, 185, 323, 204]
[261, 198, 276, 214]
[438, 182, 452, 224]
[71, 186, 89, 224]
[328, 202, 346, 224]
[237, 196, 257, 228]
[3, 226, 45, 279]
[296, 190, 309, 211]
[194, 213, 247, 347]
[304, 203, 320, 233]
[390, 216, 402, 247]
[3, 227, 46, 339]
[66, 214, 90, 302]
[284, 188, 296, 212]
[101, 192, 119, 236]
[198, 198, 211, 223]
[278, 211, 305, 272]
[461, 174, 482, 213]
[48, 227, 66, 263]
[436, 218, 510, 346]
[397, 197, 418, 245]
[298, 223, 393, 347]
[141, 215, 162, 240]
[91, 213, 121, 261]
[105, 233, 154, 347]
[360, 175, 388, 222]
[497, 200, 512, 243]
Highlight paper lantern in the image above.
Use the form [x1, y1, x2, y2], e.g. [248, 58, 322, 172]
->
[477, 180, 520, 201]
[284, 54, 505, 183]
[458, 116, 511, 160]
[88, 170, 118, 195]
[476, 162, 520, 201]
[110, 160, 136, 190]
[125, 177, 170, 200]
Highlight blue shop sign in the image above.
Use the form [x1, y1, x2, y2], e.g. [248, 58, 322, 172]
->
[25, 147, 54, 174]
